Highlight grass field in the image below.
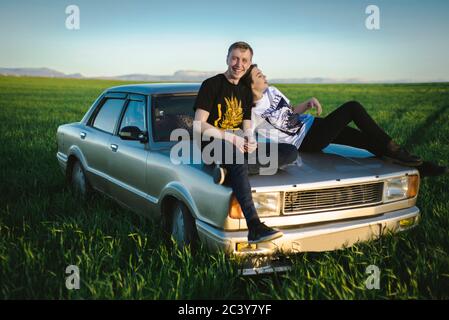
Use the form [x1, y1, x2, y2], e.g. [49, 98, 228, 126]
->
[0, 75, 448, 299]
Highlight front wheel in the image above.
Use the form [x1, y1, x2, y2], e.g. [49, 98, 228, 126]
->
[70, 160, 92, 200]
[169, 202, 199, 251]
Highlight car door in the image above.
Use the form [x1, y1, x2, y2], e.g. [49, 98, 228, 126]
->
[107, 94, 151, 215]
[81, 94, 127, 194]
[144, 93, 196, 202]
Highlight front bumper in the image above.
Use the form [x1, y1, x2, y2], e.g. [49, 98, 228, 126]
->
[197, 206, 419, 256]
[56, 152, 68, 173]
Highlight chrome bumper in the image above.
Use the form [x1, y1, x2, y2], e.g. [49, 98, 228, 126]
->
[196, 206, 419, 256]
[56, 152, 68, 173]
[197, 206, 419, 275]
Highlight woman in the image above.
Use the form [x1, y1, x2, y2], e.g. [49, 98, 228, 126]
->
[241, 64, 448, 176]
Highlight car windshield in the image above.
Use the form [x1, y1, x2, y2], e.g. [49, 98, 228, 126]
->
[152, 94, 196, 142]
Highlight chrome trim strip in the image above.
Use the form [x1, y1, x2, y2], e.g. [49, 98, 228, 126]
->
[86, 166, 158, 204]
[251, 170, 419, 193]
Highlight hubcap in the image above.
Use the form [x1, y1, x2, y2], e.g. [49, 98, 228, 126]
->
[72, 162, 86, 196]
[171, 206, 185, 247]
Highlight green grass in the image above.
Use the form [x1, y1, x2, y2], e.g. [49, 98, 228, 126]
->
[0, 76, 448, 299]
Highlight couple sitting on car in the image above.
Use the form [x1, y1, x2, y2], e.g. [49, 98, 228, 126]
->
[193, 41, 447, 245]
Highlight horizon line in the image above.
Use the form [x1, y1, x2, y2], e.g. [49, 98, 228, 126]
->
[1, 66, 448, 84]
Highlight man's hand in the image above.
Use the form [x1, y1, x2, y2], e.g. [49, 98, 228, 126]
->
[244, 135, 257, 153]
[231, 134, 257, 154]
[233, 135, 247, 153]
[306, 97, 322, 116]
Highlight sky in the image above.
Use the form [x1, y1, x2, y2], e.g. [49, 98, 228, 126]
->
[1, 0, 449, 82]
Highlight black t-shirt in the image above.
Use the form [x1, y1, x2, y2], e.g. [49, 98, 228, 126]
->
[193, 74, 253, 130]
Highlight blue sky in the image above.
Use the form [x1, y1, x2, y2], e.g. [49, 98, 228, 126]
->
[1, 0, 449, 81]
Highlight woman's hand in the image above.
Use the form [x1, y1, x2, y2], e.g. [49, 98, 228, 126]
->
[306, 97, 322, 116]
[293, 98, 323, 115]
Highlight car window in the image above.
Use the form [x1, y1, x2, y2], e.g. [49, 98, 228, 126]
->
[92, 98, 126, 134]
[152, 95, 196, 142]
[119, 100, 146, 132]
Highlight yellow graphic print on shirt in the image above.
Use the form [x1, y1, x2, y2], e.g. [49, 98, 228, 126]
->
[213, 95, 243, 129]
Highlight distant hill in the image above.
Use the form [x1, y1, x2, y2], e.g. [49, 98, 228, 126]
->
[0, 67, 219, 82]
[0, 67, 84, 78]
[1, 67, 447, 84]
[99, 70, 219, 82]
[269, 77, 366, 84]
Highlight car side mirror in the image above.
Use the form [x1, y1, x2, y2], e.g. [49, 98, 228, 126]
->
[119, 126, 148, 143]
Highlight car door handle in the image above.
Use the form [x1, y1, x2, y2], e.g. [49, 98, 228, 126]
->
[110, 144, 118, 152]
[80, 132, 86, 139]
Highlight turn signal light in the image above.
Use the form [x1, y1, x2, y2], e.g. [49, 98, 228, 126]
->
[407, 175, 419, 198]
[228, 195, 244, 219]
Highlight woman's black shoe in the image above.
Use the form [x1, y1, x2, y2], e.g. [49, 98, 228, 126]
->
[416, 161, 449, 177]
[383, 141, 423, 166]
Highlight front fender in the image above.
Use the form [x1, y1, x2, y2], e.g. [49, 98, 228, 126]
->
[68, 145, 89, 170]
[158, 181, 240, 230]
[158, 181, 200, 220]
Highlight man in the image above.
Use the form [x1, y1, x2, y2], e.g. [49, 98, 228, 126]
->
[193, 42, 297, 243]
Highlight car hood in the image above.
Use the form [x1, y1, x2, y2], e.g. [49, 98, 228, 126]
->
[158, 142, 417, 189]
[249, 144, 416, 190]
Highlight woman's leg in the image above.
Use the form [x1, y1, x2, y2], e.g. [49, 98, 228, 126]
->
[331, 125, 386, 156]
[299, 101, 392, 155]
[277, 143, 300, 166]
[299, 101, 422, 165]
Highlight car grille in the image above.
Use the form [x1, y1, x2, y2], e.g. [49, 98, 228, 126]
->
[283, 182, 384, 214]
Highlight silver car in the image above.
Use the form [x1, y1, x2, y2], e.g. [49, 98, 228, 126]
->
[56, 83, 420, 275]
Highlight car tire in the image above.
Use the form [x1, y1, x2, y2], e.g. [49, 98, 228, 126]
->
[169, 202, 199, 251]
[71, 160, 92, 200]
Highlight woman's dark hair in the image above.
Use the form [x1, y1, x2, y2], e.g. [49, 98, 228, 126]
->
[240, 64, 258, 107]
[240, 64, 258, 89]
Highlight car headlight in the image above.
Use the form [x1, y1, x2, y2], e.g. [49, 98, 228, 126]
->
[384, 175, 419, 203]
[252, 192, 281, 217]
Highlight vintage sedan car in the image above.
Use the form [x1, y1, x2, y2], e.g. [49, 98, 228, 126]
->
[56, 83, 420, 274]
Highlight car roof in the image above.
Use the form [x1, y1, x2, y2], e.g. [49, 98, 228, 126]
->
[106, 83, 201, 95]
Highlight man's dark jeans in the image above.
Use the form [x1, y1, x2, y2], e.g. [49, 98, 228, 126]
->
[205, 140, 298, 227]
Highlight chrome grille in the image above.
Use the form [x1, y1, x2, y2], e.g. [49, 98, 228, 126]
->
[283, 182, 384, 214]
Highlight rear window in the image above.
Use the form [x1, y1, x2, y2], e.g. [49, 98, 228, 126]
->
[152, 95, 196, 142]
[92, 98, 126, 133]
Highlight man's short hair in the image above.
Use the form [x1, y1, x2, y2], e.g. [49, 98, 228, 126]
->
[227, 41, 253, 57]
